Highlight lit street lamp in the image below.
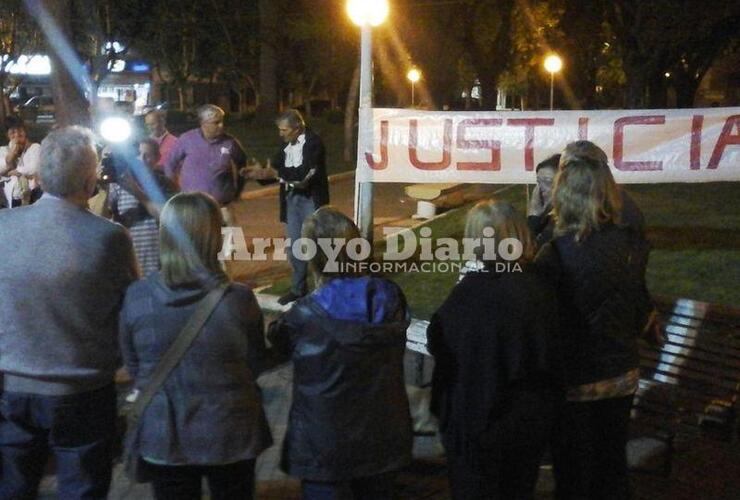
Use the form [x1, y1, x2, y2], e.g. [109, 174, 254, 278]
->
[407, 67, 421, 107]
[544, 54, 563, 111]
[348, 0, 389, 244]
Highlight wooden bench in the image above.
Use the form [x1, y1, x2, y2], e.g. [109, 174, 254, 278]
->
[629, 297, 740, 483]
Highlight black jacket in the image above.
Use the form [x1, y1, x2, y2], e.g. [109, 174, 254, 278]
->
[268, 277, 413, 481]
[428, 267, 560, 458]
[535, 223, 653, 387]
[272, 128, 330, 223]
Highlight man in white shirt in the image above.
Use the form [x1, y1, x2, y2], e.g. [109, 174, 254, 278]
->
[0, 117, 41, 208]
[244, 109, 330, 304]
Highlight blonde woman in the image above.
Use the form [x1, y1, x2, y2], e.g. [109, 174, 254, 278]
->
[268, 206, 412, 500]
[119, 192, 272, 500]
[536, 147, 654, 500]
[428, 200, 559, 500]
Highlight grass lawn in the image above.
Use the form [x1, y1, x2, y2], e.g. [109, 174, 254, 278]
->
[265, 182, 740, 319]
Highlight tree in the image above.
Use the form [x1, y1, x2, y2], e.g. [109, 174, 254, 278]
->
[605, 0, 740, 108]
[0, 0, 41, 122]
[455, 0, 516, 109]
[138, 0, 213, 110]
[33, 0, 90, 126]
[282, 0, 355, 115]
[256, 0, 280, 119]
[207, 0, 260, 114]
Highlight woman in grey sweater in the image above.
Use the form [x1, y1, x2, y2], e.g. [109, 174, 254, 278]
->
[119, 192, 272, 500]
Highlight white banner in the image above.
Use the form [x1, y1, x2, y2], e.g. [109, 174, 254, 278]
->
[356, 107, 740, 184]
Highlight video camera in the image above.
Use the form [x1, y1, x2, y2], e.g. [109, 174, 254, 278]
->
[96, 115, 144, 185]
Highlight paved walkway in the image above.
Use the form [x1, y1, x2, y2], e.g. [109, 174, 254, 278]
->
[228, 174, 420, 289]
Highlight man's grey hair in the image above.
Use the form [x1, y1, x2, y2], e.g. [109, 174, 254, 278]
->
[197, 104, 225, 124]
[39, 126, 98, 197]
[276, 109, 305, 129]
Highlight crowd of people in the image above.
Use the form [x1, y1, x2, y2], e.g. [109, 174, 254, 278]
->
[0, 105, 660, 500]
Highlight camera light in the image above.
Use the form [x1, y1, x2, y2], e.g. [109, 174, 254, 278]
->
[100, 117, 132, 143]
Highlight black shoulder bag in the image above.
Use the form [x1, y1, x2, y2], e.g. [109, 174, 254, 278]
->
[123, 283, 228, 482]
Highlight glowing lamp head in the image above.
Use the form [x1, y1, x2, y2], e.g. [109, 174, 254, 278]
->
[407, 68, 421, 83]
[347, 0, 389, 27]
[100, 117, 132, 143]
[544, 54, 563, 74]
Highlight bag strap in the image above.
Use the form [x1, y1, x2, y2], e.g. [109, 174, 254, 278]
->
[127, 283, 228, 426]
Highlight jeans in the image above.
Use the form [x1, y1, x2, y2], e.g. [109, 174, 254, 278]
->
[551, 394, 634, 500]
[286, 191, 318, 295]
[302, 472, 397, 500]
[0, 384, 117, 500]
[146, 459, 256, 500]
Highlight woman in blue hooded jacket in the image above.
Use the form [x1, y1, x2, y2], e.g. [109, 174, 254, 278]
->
[269, 206, 413, 500]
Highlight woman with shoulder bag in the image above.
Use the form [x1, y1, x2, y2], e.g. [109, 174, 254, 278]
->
[119, 192, 272, 500]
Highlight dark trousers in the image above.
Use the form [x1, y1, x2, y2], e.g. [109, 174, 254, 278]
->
[551, 395, 634, 500]
[147, 459, 256, 500]
[444, 390, 554, 500]
[302, 472, 396, 500]
[285, 192, 318, 295]
[0, 384, 117, 500]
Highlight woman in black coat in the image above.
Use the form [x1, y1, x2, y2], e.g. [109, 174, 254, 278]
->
[269, 207, 413, 500]
[428, 200, 560, 500]
[535, 141, 657, 500]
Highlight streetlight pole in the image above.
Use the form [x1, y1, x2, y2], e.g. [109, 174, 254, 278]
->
[406, 67, 421, 108]
[544, 54, 562, 111]
[357, 23, 374, 244]
[348, 0, 388, 246]
[549, 71, 555, 111]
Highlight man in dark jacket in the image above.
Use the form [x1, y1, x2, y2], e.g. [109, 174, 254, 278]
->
[244, 109, 330, 304]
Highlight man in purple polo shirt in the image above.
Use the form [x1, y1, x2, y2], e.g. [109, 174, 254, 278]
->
[164, 104, 246, 224]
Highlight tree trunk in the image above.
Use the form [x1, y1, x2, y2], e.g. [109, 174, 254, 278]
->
[0, 74, 8, 123]
[624, 67, 647, 109]
[256, 0, 279, 121]
[42, 0, 90, 126]
[343, 63, 360, 163]
[674, 77, 700, 108]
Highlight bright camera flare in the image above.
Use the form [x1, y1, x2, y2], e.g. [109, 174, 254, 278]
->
[100, 117, 132, 143]
[347, 0, 389, 27]
[407, 68, 421, 83]
[544, 54, 563, 74]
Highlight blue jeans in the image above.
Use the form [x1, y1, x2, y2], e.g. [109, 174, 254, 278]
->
[0, 384, 117, 500]
[301, 472, 397, 500]
[286, 192, 318, 295]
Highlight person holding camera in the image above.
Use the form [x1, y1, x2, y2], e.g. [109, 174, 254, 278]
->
[0, 116, 41, 209]
[107, 138, 178, 276]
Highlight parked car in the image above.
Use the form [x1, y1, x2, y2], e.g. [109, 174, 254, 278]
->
[18, 95, 55, 122]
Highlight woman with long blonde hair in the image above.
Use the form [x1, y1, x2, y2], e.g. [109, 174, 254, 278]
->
[429, 200, 559, 499]
[120, 192, 272, 500]
[537, 143, 654, 500]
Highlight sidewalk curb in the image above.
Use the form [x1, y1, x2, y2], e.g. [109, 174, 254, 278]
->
[240, 170, 355, 200]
